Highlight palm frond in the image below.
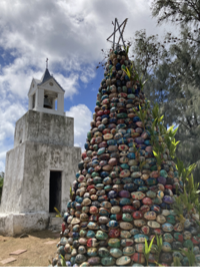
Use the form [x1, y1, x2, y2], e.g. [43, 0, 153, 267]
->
[54, 207, 62, 218]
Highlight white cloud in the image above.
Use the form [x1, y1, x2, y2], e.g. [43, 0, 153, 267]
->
[0, 161, 5, 173]
[65, 104, 92, 151]
[0, 0, 176, 98]
[0, 102, 26, 145]
[0, 0, 177, 171]
[0, 151, 7, 172]
[53, 72, 79, 99]
[0, 151, 7, 161]
[80, 66, 96, 84]
[0, 100, 26, 171]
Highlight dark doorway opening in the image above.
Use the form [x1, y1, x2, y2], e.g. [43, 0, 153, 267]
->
[49, 171, 62, 213]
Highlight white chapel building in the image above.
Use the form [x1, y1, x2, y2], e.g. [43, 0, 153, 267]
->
[0, 66, 81, 236]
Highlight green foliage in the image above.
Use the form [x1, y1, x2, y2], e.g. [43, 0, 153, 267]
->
[151, 103, 166, 136]
[132, 18, 200, 184]
[144, 99, 151, 110]
[69, 186, 73, 200]
[148, 100, 193, 187]
[144, 237, 155, 266]
[122, 63, 133, 81]
[132, 144, 146, 171]
[148, 125, 158, 148]
[132, 144, 140, 162]
[152, 148, 163, 169]
[187, 174, 199, 199]
[151, 0, 200, 29]
[185, 174, 200, 218]
[173, 195, 184, 220]
[133, 105, 147, 130]
[0, 177, 3, 187]
[179, 248, 196, 266]
[122, 63, 147, 91]
[106, 66, 114, 87]
[130, 5, 200, 266]
[155, 235, 163, 262]
[175, 188, 193, 214]
[141, 79, 148, 92]
[133, 69, 148, 92]
[154, 261, 163, 267]
[173, 173, 200, 223]
[152, 102, 160, 121]
[123, 45, 129, 57]
[54, 207, 62, 218]
[176, 158, 196, 184]
[132, 29, 165, 77]
[173, 159, 199, 217]
[164, 126, 180, 159]
[108, 66, 113, 78]
[173, 257, 181, 266]
[146, 102, 181, 178]
[132, 143, 138, 154]
[60, 255, 66, 267]
[148, 103, 166, 170]
[139, 160, 146, 172]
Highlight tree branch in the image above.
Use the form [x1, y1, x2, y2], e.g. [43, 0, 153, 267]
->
[194, 111, 199, 126]
[178, 120, 191, 131]
[186, 116, 192, 128]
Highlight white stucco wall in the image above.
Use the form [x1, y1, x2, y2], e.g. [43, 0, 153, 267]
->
[0, 143, 26, 213]
[0, 141, 80, 214]
[0, 110, 81, 235]
[14, 110, 74, 148]
[0, 212, 49, 236]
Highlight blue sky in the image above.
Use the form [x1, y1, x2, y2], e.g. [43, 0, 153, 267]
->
[0, 0, 176, 171]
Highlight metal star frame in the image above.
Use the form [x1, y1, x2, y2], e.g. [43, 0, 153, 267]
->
[107, 18, 128, 50]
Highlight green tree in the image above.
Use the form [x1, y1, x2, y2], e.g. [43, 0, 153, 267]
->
[132, 3, 200, 182]
[132, 29, 166, 77]
[151, 0, 200, 26]
[150, 1, 200, 182]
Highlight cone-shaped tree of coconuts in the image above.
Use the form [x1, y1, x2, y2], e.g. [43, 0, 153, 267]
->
[51, 26, 200, 267]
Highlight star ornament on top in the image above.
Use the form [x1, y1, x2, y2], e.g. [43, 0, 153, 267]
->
[107, 18, 128, 50]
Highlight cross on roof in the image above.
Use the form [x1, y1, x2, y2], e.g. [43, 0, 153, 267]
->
[46, 58, 48, 69]
[107, 18, 128, 50]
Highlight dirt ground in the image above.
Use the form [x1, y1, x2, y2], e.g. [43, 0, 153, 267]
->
[0, 230, 60, 267]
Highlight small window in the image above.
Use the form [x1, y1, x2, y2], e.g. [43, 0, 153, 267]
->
[32, 93, 35, 109]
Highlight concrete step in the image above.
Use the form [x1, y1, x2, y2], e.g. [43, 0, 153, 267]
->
[48, 214, 63, 231]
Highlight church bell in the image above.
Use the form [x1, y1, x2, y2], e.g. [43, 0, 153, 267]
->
[44, 95, 52, 109]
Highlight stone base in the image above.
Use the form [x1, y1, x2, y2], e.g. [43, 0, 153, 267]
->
[0, 212, 49, 236]
[48, 215, 63, 232]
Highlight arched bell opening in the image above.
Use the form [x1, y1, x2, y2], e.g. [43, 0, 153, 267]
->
[44, 95, 53, 109]
[43, 91, 58, 110]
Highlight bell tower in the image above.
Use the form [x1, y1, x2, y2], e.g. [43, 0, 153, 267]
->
[28, 63, 65, 116]
[0, 61, 81, 236]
